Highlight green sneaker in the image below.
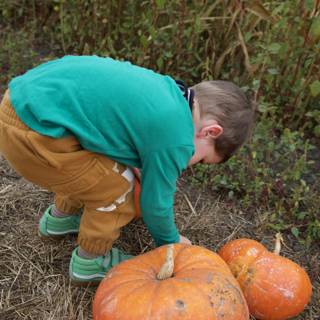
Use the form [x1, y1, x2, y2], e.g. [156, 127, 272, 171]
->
[38, 205, 81, 238]
[69, 246, 133, 284]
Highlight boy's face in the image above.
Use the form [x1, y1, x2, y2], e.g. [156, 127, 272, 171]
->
[188, 99, 224, 166]
[188, 134, 223, 166]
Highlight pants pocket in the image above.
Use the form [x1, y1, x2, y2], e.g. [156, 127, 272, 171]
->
[50, 157, 131, 209]
[25, 131, 85, 169]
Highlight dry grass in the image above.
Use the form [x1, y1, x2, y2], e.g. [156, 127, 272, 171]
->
[0, 155, 319, 319]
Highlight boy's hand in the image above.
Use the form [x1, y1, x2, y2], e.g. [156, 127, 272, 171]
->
[179, 234, 192, 245]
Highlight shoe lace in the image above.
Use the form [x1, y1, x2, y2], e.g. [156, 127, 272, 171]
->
[102, 252, 111, 269]
[101, 248, 123, 269]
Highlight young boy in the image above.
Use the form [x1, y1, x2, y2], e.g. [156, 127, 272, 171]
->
[0, 55, 254, 284]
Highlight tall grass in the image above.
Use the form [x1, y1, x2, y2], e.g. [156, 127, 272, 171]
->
[1, 0, 319, 132]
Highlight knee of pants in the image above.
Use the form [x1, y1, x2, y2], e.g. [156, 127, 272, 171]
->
[77, 191, 136, 254]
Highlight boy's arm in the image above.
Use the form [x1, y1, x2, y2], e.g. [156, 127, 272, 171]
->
[139, 146, 193, 247]
[133, 166, 191, 245]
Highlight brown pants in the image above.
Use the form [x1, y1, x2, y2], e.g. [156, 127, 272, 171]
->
[0, 90, 136, 255]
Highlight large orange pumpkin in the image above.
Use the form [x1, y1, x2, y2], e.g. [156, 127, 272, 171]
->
[93, 244, 249, 320]
[218, 236, 312, 320]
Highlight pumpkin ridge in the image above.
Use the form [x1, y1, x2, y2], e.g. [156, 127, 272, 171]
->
[251, 276, 300, 300]
[173, 245, 225, 263]
[190, 273, 249, 319]
[221, 279, 250, 319]
[148, 276, 171, 320]
[183, 278, 216, 315]
[99, 280, 157, 314]
[174, 259, 230, 274]
[97, 279, 152, 304]
[109, 265, 156, 278]
[176, 267, 233, 281]
[107, 277, 154, 285]
[125, 256, 166, 275]
[170, 243, 192, 260]
[151, 275, 216, 319]
[223, 277, 248, 307]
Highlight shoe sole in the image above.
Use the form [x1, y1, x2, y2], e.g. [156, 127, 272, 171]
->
[69, 271, 103, 287]
[38, 230, 78, 242]
[70, 278, 101, 287]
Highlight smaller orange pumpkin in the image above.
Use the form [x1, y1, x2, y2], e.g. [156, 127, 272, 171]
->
[218, 235, 312, 320]
[93, 244, 250, 320]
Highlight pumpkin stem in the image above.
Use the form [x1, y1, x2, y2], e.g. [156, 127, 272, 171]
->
[274, 232, 283, 255]
[157, 244, 174, 280]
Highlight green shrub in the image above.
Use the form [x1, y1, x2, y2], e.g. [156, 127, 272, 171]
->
[1, 1, 319, 132]
[192, 120, 319, 244]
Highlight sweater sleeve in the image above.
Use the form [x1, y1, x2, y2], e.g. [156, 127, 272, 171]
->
[140, 145, 194, 246]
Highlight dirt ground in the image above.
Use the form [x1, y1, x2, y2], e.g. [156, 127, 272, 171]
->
[0, 153, 319, 319]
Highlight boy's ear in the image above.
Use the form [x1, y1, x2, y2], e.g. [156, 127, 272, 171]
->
[198, 124, 223, 139]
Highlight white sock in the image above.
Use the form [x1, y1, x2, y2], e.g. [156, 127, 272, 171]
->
[50, 205, 72, 218]
[78, 247, 102, 259]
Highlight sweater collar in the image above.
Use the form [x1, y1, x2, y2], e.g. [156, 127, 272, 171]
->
[175, 80, 194, 112]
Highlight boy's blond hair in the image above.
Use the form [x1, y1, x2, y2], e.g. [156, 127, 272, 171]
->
[192, 80, 255, 161]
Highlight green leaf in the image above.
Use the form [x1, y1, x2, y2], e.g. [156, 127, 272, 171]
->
[304, 0, 314, 11]
[252, 79, 260, 90]
[267, 68, 278, 75]
[314, 125, 320, 137]
[257, 104, 267, 113]
[155, 0, 166, 9]
[310, 80, 320, 97]
[291, 227, 300, 238]
[246, 0, 274, 22]
[297, 211, 307, 220]
[156, 57, 163, 70]
[310, 17, 320, 38]
[140, 34, 148, 48]
[268, 43, 281, 54]
[228, 190, 234, 198]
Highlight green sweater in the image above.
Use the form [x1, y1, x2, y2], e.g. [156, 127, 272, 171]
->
[9, 56, 194, 246]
